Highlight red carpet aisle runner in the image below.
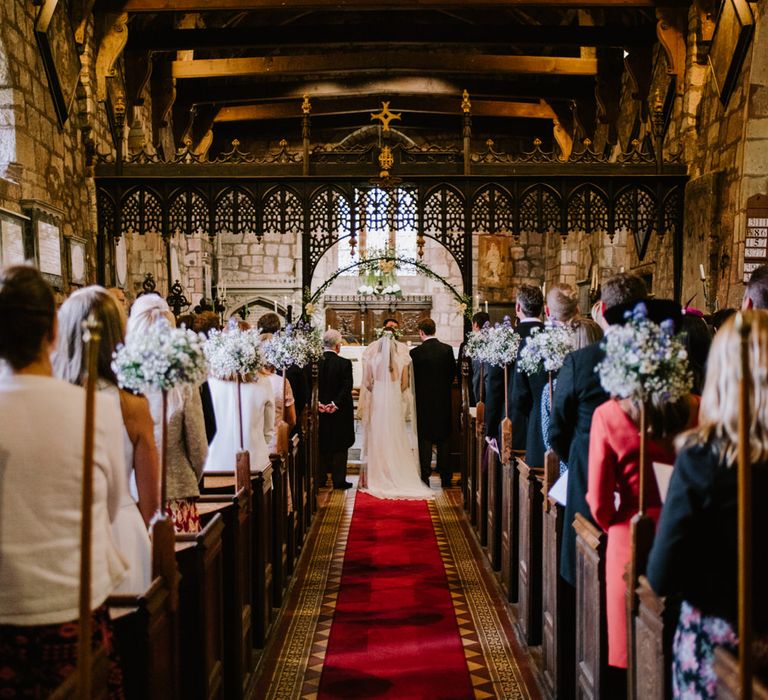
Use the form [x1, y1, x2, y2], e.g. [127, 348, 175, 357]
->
[318, 492, 475, 700]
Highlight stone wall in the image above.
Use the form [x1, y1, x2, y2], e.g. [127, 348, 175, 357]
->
[0, 1, 100, 296]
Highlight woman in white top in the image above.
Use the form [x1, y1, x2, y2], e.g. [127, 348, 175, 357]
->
[259, 332, 297, 454]
[127, 295, 208, 533]
[205, 325, 275, 473]
[0, 266, 128, 697]
[53, 286, 160, 599]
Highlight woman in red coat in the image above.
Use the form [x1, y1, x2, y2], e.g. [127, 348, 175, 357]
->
[586, 395, 698, 669]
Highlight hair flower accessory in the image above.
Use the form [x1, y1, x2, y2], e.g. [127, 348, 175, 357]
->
[113, 318, 208, 392]
[374, 326, 403, 340]
[517, 322, 576, 376]
[204, 326, 265, 380]
[596, 302, 692, 404]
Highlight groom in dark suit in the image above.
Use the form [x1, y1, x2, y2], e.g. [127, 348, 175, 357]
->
[410, 318, 457, 487]
[318, 329, 354, 490]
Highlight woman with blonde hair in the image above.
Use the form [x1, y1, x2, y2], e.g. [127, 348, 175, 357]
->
[648, 311, 768, 699]
[127, 295, 208, 533]
[54, 286, 159, 597]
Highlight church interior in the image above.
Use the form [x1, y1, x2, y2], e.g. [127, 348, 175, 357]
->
[1, 0, 767, 698]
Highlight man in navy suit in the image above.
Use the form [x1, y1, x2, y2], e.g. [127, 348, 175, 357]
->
[410, 318, 457, 487]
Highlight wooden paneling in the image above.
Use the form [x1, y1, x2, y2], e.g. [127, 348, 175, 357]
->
[516, 460, 543, 646]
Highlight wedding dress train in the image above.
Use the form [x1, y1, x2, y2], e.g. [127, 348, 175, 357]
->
[359, 335, 434, 500]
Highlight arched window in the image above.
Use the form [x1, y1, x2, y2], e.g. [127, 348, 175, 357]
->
[338, 187, 417, 275]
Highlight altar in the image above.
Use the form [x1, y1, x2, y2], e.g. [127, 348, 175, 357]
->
[324, 294, 433, 345]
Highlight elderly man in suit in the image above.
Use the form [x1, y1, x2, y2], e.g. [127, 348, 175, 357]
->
[318, 329, 354, 490]
[410, 318, 456, 487]
[549, 272, 648, 587]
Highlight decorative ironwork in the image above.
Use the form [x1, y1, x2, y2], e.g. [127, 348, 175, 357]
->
[519, 184, 562, 238]
[615, 185, 657, 256]
[471, 138, 516, 165]
[471, 184, 513, 234]
[121, 187, 162, 237]
[662, 186, 682, 239]
[378, 145, 394, 178]
[263, 186, 303, 236]
[567, 184, 609, 235]
[166, 279, 190, 317]
[309, 186, 352, 271]
[400, 143, 462, 165]
[97, 188, 116, 239]
[214, 187, 259, 238]
[423, 184, 466, 268]
[168, 188, 209, 237]
[462, 89, 471, 114]
[138, 272, 157, 296]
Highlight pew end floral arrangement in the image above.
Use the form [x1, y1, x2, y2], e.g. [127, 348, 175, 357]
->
[517, 322, 576, 376]
[204, 326, 265, 381]
[263, 321, 323, 369]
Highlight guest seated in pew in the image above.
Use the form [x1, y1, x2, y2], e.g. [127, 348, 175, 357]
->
[586, 299, 699, 677]
[258, 312, 307, 437]
[128, 295, 208, 533]
[550, 272, 648, 587]
[647, 311, 768, 700]
[258, 332, 297, 453]
[54, 286, 160, 600]
[204, 324, 275, 474]
[511, 283, 579, 469]
[0, 266, 128, 697]
[541, 317, 603, 476]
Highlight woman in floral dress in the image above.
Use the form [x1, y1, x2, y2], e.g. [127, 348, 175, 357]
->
[647, 311, 768, 699]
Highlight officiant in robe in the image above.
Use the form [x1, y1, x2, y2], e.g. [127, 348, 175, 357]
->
[410, 318, 456, 487]
[318, 329, 354, 490]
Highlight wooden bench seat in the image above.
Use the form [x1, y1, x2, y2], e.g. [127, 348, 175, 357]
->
[516, 459, 543, 645]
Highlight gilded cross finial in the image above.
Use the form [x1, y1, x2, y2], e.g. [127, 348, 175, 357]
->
[378, 145, 394, 177]
[371, 101, 402, 132]
[301, 95, 311, 115]
[462, 89, 471, 114]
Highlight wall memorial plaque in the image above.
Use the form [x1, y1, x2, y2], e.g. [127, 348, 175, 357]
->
[38, 221, 62, 277]
[21, 199, 65, 289]
[0, 211, 28, 266]
[744, 194, 768, 283]
[67, 236, 87, 285]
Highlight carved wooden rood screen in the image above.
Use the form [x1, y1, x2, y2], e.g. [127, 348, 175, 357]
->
[94, 140, 688, 299]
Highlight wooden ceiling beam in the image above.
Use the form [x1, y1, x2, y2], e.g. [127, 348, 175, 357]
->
[172, 53, 598, 79]
[118, 0, 672, 11]
[127, 23, 657, 51]
[214, 97, 557, 121]
[175, 75, 597, 105]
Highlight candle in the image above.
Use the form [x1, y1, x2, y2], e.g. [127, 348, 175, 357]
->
[542, 281, 546, 298]
[283, 295, 288, 308]
[699, 264, 706, 281]
[327, 324, 331, 331]
[361, 320, 365, 339]
[484, 300, 488, 314]
[619, 266, 624, 274]
[475, 294, 480, 309]
[274, 299, 278, 312]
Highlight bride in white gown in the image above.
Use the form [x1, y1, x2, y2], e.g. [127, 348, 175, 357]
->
[359, 330, 434, 500]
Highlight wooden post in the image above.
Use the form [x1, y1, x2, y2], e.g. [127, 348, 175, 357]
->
[76, 315, 102, 699]
[737, 312, 753, 700]
[501, 364, 512, 464]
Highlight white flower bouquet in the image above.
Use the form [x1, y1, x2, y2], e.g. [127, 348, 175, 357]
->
[204, 326, 265, 380]
[374, 326, 403, 340]
[113, 319, 208, 393]
[263, 321, 324, 369]
[463, 325, 491, 361]
[481, 318, 521, 368]
[358, 284, 375, 295]
[596, 302, 692, 404]
[517, 323, 576, 376]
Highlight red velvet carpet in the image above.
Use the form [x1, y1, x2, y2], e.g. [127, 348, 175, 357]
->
[318, 492, 475, 700]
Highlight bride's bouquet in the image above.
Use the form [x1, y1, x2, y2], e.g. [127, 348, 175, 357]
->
[517, 322, 576, 376]
[263, 321, 323, 369]
[596, 302, 692, 404]
[113, 318, 208, 392]
[204, 326, 265, 380]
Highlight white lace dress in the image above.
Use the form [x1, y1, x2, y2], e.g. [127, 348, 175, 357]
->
[359, 336, 434, 500]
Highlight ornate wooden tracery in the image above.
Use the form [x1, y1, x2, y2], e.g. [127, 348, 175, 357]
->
[95, 175, 687, 299]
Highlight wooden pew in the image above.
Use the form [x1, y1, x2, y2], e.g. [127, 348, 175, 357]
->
[270, 453, 288, 608]
[466, 408, 478, 524]
[540, 450, 575, 700]
[308, 360, 320, 519]
[632, 576, 678, 700]
[198, 490, 253, 699]
[500, 458, 514, 599]
[574, 513, 608, 700]
[516, 458, 544, 645]
[175, 514, 225, 700]
[475, 438, 489, 546]
[715, 649, 768, 700]
[486, 445, 503, 570]
[285, 434, 300, 576]
[460, 359, 472, 515]
[201, 465, 275, 649]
